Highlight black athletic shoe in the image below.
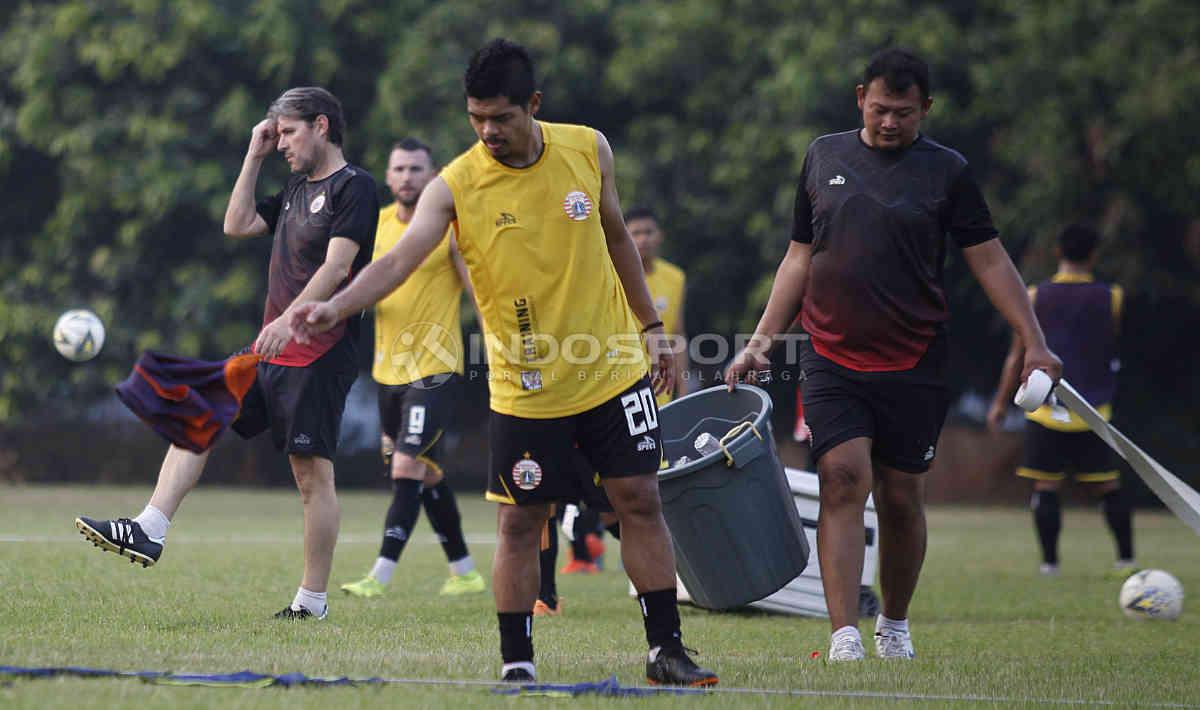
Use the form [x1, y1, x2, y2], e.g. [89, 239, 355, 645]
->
[501, 667, 535, 683]
[75, 516, 163, 567]
[646, 646, 718, 687]
[273, 605, 328, 620]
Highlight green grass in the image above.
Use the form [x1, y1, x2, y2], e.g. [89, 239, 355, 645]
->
[1, 484, 1198, 708]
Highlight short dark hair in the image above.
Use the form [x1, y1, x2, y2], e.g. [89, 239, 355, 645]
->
[624, 206, 659, 224]
[464, 38, 536, 106]
[863, 48, 931, 101]
[391, 137, 434, 162]
[1058, 224, 1101, 262]
[268, 86, 345, 146]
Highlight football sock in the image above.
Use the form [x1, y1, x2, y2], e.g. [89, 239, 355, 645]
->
[1031, 490, 1061, 565]
[421, 481, 471, 566]
[637, 588, 683, 651]
[570, 528, 592, 562]
[133, 504, 170, 542]
[877, 615, 909, 634]
[380, 478, 423, 562]
[292, 587, 327, 615]
[538, 517, 558, 605]
[1102, 488, 1134, 561]
[369, 557, 397, 585]
[498, 612, 534, 663]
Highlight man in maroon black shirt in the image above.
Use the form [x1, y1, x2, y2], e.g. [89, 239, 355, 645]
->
[726, 49, 1061, 660]
[76, 87, 378, 621]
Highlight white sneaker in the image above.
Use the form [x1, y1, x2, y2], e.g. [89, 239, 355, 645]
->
[828, 632, 865, 661]
[1039, 562, 1060, 576]
[873, 620, 915, 659]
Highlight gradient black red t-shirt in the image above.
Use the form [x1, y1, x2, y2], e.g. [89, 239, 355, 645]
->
[256, 164, 378, 366]
[791, 130, 997, 373]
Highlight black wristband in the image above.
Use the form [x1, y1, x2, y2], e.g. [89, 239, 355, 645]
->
[641, 320, 664, 333]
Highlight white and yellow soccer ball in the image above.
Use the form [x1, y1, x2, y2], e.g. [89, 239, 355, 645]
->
[53, 309, 106, 362]
[1120, 569, 1184, 620]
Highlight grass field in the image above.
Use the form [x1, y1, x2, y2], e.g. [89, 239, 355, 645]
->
[1, 484, 1198, 708]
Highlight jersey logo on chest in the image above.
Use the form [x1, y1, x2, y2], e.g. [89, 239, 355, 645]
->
[562, 190, 593, 221]
[496, 212, 517, 227]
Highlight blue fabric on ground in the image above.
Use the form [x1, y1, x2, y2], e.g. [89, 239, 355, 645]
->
[0, 665, 384, 688]
[491, 675, 706, 697]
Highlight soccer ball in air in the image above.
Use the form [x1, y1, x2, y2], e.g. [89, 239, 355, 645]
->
[53, 309, 106, 362]
[1119, 569, 1184, 620]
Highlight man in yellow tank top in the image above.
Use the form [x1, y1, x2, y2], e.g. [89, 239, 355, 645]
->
[339, 138, 486, 601]
[292, 39, 716, 687]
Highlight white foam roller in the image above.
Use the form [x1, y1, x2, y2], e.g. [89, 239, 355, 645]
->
[1014, 369, 1054, 412]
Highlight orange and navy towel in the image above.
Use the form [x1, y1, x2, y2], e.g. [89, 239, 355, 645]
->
[115, 351, 261, 453]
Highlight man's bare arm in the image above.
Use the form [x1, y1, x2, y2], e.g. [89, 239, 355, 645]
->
[224, 119, 275, 238]
[963, 239, 1061, 382]
[596, 131, 658, 328]
[291, 177, 456, 340]
[725, 241, 811, 388]
[254, 236, 360, 359]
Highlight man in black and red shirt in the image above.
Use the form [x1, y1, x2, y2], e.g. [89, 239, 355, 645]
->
[727, 49, 1061, 660]
[77, 87, 377, 621]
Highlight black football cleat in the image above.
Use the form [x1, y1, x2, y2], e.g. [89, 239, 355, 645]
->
[75, 516, 163, 568]
[646, 645, 718, 687]
[501, 666, 535, 683]
[274, 605, 328, 620]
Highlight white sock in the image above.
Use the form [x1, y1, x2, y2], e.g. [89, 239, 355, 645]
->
[876, 615, 909, 635]
[502, 661, 535, 679]
[292, 587, 327, 614]
[449, 555, 475, 577]
[370, 557, 398, 585]
[831, 625, 861, 644]
[133, 505, 170, 542]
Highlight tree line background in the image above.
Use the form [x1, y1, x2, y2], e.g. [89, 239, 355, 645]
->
[1, 0, 1197, 494]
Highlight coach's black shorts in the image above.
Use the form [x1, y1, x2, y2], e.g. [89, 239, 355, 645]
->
[487, 376, 661, 505]
[232, 339, 358, 459]
[1018, 419, 1119, 482]
[378, 373, 461, 474]
[800, 348, 950, 474]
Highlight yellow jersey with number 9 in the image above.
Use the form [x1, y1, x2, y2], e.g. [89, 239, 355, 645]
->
[371, 204, 463, 385]
[441, 121, 647, 418]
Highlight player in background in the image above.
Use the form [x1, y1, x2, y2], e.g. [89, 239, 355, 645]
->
[726, 49, 1061, 660]
[547, 207, 686, 579]
[988, 224, 1133, 576]
[291, 39, 715, 686]
[77, 87, 378, 620]
[339, 138, 485, 599]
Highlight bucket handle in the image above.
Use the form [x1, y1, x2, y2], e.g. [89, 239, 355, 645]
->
[719, 421, 763, 467]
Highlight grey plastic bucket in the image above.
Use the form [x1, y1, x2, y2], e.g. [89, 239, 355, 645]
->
[656, 384, 810, 610]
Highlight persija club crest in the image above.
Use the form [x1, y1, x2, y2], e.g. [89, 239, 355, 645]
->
[563, 191, 592, 221]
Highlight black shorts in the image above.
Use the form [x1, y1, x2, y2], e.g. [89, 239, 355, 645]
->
[800, 350, 950, 474]
[487, 376, 661, 505]
[1018, 420, 1119, 482]
[231, 339, 358, 459]
[378, 374, 461, 473]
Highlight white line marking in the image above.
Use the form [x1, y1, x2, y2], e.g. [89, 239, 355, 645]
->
[0, 533, 498, 545]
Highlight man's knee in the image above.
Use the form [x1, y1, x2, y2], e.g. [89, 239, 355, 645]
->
[604, 475, 662, 519]
[497, 503, 550, 542]
[391, 453, 428, 481]
[290, 456, 334, 502]
[818, 458, 870, 509]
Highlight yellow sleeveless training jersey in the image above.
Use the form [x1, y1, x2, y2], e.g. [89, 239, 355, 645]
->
[643, 257, 686, 406]
[441, 121, 647, 418]
[372, 202, 464, 385]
